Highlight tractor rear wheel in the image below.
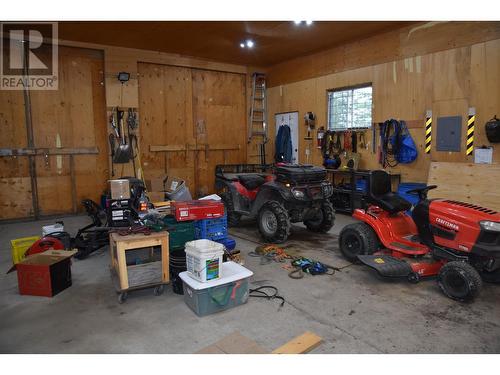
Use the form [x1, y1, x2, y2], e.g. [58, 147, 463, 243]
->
[257, 200, 290, 243]
[339, 222, 379, 263]
[438, 261, 482, 302]
[304, 201, 335, 233]
[220, 191, 240, 227]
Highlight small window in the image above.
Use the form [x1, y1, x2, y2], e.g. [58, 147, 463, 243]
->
[327, 85, 372, 130]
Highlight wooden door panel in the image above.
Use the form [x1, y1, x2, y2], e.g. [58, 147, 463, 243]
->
[138, 63, 196, 191]
[192, 69, 246, 196]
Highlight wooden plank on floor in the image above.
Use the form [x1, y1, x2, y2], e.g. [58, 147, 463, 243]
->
[271, 331, 322, 354]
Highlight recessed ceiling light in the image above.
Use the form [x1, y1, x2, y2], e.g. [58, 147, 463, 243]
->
[240, 43, 245, 48]
[246, 39, 254, 48]
[305, 20, 313, 25]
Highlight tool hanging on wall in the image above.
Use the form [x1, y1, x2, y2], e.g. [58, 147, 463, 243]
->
[351, 131, 358, 153]
[320, 130, 342, 169]
[316, 126, 325, 149]
[113, 109, 132, 164]
[343, 131, 352, 154]
[359, 131, 368, 150]
[372, 124, 377, 154]
[304, 112, 316, 163]
[127, 108, 139, 130]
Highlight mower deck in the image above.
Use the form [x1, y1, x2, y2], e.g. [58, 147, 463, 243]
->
[358, 254, 412, 278]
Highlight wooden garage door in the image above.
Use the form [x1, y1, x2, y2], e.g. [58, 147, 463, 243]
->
[138, 63, 246, 197]
[0, 46, 108, 220]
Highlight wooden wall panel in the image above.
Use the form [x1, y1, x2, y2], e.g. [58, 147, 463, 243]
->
[138, 64, 246, 197]
[28, 46, 107, 216]
[267, 22, 500, 87]
[0, 90, 32, 219]
[0, 46, 107, 218]
[427, 162, 500, 211]
[267, 38, 500, 184]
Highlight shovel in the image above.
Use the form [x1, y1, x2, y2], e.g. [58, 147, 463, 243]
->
[113, 109, 131, 163]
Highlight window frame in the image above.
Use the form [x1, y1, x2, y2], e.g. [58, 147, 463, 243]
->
[326, 83, 373, 131]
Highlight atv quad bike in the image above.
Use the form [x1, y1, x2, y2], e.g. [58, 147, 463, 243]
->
[215, 163, 335, 243]
[339, 170, 500, 302]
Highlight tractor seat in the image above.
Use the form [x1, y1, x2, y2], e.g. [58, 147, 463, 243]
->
[367, 170, 412, 214]
[238, 174, 266, 190]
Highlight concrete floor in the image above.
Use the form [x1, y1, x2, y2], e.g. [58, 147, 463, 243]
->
[1, 213, 499, 354]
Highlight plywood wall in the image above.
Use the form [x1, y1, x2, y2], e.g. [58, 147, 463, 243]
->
[0, 46, 108, 219]
[266, 39, 500, 183]
[138, 63, 247, 197]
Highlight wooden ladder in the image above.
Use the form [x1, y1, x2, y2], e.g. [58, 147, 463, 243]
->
[248, 72, 268, 165]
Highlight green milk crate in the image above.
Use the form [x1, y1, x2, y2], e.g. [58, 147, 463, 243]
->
[163, 216, 195, 251]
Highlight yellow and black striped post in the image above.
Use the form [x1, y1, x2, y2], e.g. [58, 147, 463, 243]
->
[425, 110, 432, 154]
[466, 108, 475, 156]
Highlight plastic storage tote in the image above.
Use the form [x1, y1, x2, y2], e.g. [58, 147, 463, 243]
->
[194, 215, 228, 241]
[185, 239, 225, 282]
[179, 261, 253, 316]
[163, 216, 195, 251]
[10, 236, 40, 264]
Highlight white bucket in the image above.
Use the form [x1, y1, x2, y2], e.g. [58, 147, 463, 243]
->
[185, 239, 224, 283]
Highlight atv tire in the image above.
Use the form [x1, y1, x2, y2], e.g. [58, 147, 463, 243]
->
[438, 261, 482, 302]
[220, 191, 241, 227]
[304, 201, 335, 233]
[257, 200, 290, 243]
[339, 222, 379, 263]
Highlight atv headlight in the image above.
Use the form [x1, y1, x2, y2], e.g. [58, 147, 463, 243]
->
[292, 189, 305, 199]
[480, 221, 500, 232]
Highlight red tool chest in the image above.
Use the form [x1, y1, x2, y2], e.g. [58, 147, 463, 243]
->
[171, 200, 224, 222]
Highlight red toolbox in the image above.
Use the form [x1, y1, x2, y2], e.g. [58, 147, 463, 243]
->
[15, 250, 77, 297]
[172, 200, 224, 222]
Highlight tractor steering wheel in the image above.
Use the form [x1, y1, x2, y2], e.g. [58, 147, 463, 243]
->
[406, 185, 437, 201]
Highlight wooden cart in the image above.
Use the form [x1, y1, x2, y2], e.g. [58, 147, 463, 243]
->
[109, 231, 169, 303]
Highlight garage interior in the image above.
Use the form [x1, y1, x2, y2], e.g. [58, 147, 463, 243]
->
[1, 19, 500, 355]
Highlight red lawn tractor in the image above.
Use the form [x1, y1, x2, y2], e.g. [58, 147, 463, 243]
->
[339, 170, 500, 302]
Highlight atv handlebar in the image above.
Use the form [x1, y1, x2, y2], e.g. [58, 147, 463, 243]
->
[406, 185, 437, 201]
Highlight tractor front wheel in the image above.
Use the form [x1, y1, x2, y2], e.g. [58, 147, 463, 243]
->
[438, 261, 482, 302]
[257, 201, 290, 243]
[339, 222, 379, 263]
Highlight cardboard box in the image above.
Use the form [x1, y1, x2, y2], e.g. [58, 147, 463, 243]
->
[145, 174, 167, 192]
[109, 179, 130, 199]
[146, 175, 185, 194]
[15, 250, 77, 297]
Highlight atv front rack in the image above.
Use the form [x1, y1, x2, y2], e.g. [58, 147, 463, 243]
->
[215, 164, 273, 176]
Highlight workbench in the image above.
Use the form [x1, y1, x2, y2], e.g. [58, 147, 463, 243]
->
[326, 168, 401, 214]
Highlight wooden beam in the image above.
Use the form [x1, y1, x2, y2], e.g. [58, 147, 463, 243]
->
[150, 144, 240, 152]
[272, 332, 322, 354]
[0, 147, 99, 157]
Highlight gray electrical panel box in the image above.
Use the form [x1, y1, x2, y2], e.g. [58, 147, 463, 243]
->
[437, 116, 462, 152]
